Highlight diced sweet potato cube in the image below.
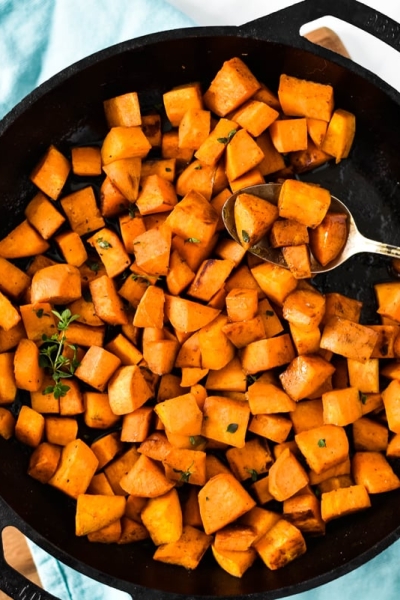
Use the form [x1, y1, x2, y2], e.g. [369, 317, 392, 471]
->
[101, 126, 151, 165]
[353, 452, 400, 493]
[142, 113, 162, 147]
[295, 424, 349, 474]
[282, 245, 311, 279]
[71, 146, 102, 176]
[320, 316, 378, 362]
[270, 219, 309, 248]
[255, 519, 306, 570]
[119, 454, 175, 497]
[233, 192, 278, 250]
[290, 138, 333, 174]
[25, 192, 66, 240]
[280, 354, 335, 401]
[0, 292, 20, 332]
[198, 472, 256, 534]
[255, 131, 286, 176]
[194, 118, 238, 166]
[165, 295, 220, 334]
[49, 439, 98, 499]
[230, 99, 279, 137]
[320, 484, 370, 522]
[278, 179, 331, 229]
[55, 231, 88, 267]
[75, 346, 121, 392]
[61, 186, 105, 236]
[321, 108, 356, 163]
[323, 292, 362, 324]
[141, 488, 182, 545]
[153, 525, 212, 570]
[203, 57, 260, 117]
[155, 393, 203, 436]
[269, 118, 308, 153]
[322, 387, 363, 426]
[136, 174, 178, 215]
[0, 407, 16, 440]
[0, 220, 50, 259]
[248, 414, 293, 444]
[132, 226, 171, 276]
[103, 91, 141, 127]
[247, 378, 296, 414]
[241, 334, 295, 375]
[100, 176, 129, 218]
[30, 263, 81, 305]
[278, 74, 334, 121]
[352, 417, 388, 452]
[211, 545, 257, 578]
[14, 338, 44, 392]
[226, 438, 273, 482]
[251, 261, 298, 306]
[178, 108, 210, 150]
[102, 157, 142, 202]
[382, 379, 400, 434]
[187, 258, 235, 302]
[75, 494, 126, 536]
[201, 396, 250, 449]
[90, 275, 129, 326]
[283, 493, 326, 535]
[225, 129, 265, 182]
[163, 82, 203, 127]
[30, 145, 70, 200]
[28, 442, 61, 484]
[282, 288, 325, 332]
[309, 212, 348, 266]
[108, 365, 153, 415]
[307, 117, 329, 146]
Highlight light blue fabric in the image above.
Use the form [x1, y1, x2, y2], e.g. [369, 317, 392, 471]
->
[1, 1, 400, 599]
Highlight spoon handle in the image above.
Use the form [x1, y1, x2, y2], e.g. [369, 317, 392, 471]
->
[361, 236, 400, 260]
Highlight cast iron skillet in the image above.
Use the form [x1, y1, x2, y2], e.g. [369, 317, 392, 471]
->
[2, 0, 400, 598]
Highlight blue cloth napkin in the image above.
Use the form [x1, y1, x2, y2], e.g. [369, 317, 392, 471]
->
[2, 0, 400, 598]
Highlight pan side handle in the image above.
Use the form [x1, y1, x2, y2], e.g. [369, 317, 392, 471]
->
[241, 0, 400, 54]
[0, 498, 59, 600]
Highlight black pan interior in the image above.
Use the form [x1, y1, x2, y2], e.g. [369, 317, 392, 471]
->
[2, 29, 400, 599]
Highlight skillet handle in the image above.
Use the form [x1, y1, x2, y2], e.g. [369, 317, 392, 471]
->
[241, 0, 400, 53]
[0, 498, 59, 600]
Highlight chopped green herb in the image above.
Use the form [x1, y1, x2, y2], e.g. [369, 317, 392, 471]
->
[165, 167, 172, 172]
[246, 468, 258, 482]
[317, 438, 326, 448]
[173, 461, 194, 483]
[189, 436, 196, 446]
[226, 423, 239, 434]
[35, 308, 44, 318]
[128, 204, 139, 218]
[194, 164, 202, 170]
[39, 309, 80, 399]
[266, 310, 275, 317]
[242, 230, 250, 244]
[359, 392, 368, 405]
[131, 274, 151, 285]
[217, 129, 237, 144]
[246, 374, 259, 385]
[96, 237, 112, 249]
[185, 237, 201, 244]
[88, 261, 100, 273]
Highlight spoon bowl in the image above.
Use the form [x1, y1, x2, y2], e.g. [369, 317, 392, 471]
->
[222, 183, 400, 275]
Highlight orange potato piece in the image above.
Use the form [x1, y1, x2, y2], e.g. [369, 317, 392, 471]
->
[203, 57, 260, 117]
[309, 212, 348, 266]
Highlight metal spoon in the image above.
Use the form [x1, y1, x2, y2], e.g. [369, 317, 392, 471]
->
[222, 183, 400, 275]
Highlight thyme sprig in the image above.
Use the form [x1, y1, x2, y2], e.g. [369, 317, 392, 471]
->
[39, 309, 80, 399]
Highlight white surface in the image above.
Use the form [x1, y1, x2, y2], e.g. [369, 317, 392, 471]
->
[169, 0, 400, 92]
